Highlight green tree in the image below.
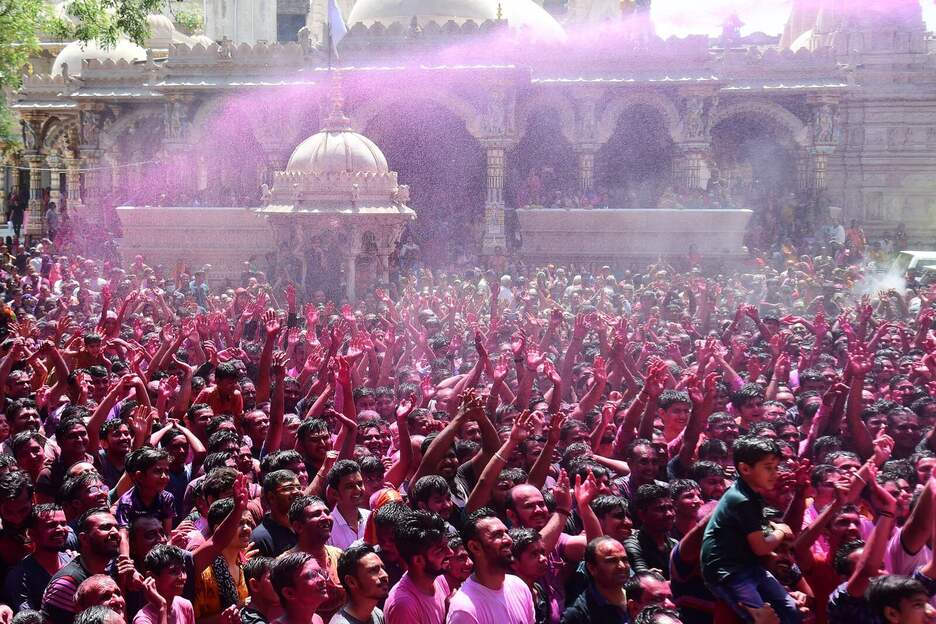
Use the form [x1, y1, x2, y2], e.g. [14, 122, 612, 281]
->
[0, 0, 164, 144]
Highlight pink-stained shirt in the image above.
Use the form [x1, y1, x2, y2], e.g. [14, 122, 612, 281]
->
[384, 571, 448, 624]
[446, 574, 534, 624]
[132, 597, 196, 624]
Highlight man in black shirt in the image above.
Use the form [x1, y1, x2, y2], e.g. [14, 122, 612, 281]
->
[3, 503, 71, 612]
[625, 484, 677, 580]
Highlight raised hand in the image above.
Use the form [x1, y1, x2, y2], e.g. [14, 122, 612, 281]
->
[551, 469, 573, 512]
[574, 470, 601, 510]
[510, 331, 527, 359]
[509, 410, 533, 445]
[263, 309, 281, 336]
[847, 347, 872, 376]
[543, 359, 562, 386]
[526, 346, 546, 371]
[396, 394, 416, 420]
[493, 353, 511, 384]
[272, 351, 288, 379]
[872, 433, 895, 466]
[592, 356, 607, 385]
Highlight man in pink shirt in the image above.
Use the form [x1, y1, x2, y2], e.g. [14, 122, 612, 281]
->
[446, 508, 535, 624]
[384, 510, 452, 624]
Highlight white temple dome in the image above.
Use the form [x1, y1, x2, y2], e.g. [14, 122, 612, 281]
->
[52, 39, 147, 76]
[286, 129, 389, 175]
[347, 0, 566, 40]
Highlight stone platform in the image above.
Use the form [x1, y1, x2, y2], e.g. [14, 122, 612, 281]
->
[117, 206, 274, 286]
[516, 208, 753, 262]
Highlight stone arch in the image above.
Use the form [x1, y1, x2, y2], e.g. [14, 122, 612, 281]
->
[707, 100, 808, 146]
[42, 117, 78, 158]
[597, 91, 682, 144]
[516, 91, 577, 144]
[98, 107, 164, 152]
[350, 90, 481, 139]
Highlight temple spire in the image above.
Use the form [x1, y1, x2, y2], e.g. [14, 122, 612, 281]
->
[322, 71, 352, 132]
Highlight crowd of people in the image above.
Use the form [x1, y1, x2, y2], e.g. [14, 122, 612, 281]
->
[0, 228, 933, 624]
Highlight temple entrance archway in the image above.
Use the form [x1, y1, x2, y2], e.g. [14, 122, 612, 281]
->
[710, 112, 800, 248]
[511, 107, 576, 207]
[364, 101, 484, 264]
[595, 104, 674, 209]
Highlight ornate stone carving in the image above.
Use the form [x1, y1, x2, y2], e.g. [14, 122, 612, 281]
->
[79, 110, 101, 147]
[166, 100, 186, 140]
[483, 91, 507, 136]
[813, 104, 835, 144]
[684, 96, 705, 140]
[20, 120, 38, 151]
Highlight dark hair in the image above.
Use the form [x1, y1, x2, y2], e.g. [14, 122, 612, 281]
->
[207, 430, 241, 453]
[202, 452, 235, 473]
[202, 468, 238, 501]
[833, 539, 865, 577]
[809, 464, 840, 488]
[0, 470, 33, 503]
[359, 455, 384, 477]
[262, 469, 298, 496]
[186, 403, 211, 422]
[658, 390, 690, 411]
[261, 450, 304, 475]
[99, 418, 129, 440]
[11, 431, 44, 459]
[625, 570, 667, 602]
[5, 398, 37, 424]
[58, 472, 104, 506]
[297, 418, 329, 441]
[635, 605, 682, 624]
[125, 447, 168, 475]
[669, 479, 700, 500]
[336, 542, 378, 592]
[270, 551, 313, 602]
[287, 495, 326, 524]
[394, 510, 448, 563]
[508, 527, 541, 559]
[410, 475, 451, 507]
[732, 435, 781, 469]
[460, 507, 499, 547]
[866, 574, 929, 620]
[373, 501, 412, 529]
[326, 460, 361, 491]
[591, 495, 628, 519]
[206, 497, 235, 531]
[215, 362, 238, 381]
[31, 502, 62, 524]
[730, 383, 765, 410]
[54, 417, 87, 443]
[143, 544, 187, 575]
[244, 556, 274, 584]
[584, 535, 620, 566]
[632, 483, 671, 512]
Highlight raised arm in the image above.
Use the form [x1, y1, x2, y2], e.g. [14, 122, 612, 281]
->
[467, 411, 532, 513]
[846, 464, 896, 597]
[265, 351, 288, 455]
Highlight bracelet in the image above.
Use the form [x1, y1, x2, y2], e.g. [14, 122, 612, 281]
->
[879, 510, 894, 518]
[555, 507, 572, 516]
[494, 451, 508, 463]
[854, 474, 867, 485]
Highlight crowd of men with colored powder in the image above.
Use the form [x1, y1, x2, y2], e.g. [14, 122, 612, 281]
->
[0, 234, 934, 624]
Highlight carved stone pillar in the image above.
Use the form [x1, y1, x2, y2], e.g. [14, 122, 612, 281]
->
[65, 158, 83, 211]
[26, 156, 43, 237]
[345, 252, 357, 301]
[481, 142, 508, 254]
[574, 147, 596, 193]
[48, 156, 62, 208]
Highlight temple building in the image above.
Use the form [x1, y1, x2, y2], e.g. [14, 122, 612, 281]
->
[4, 0, 936, 282]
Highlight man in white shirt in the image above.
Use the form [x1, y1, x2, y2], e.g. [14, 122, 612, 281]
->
[326, 460, 370, 551]
[447, 508, 535, 624]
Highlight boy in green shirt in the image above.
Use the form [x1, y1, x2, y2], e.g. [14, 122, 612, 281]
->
[701, 436, 801, 624]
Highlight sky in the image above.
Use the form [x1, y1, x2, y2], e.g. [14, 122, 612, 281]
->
[649, 0, 936, 38]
